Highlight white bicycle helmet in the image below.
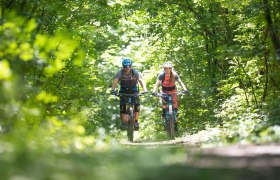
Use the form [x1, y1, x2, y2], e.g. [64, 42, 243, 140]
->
[163, 61, 173, 68]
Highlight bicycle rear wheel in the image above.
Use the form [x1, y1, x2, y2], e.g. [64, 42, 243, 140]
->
[127, 107, 134, 142]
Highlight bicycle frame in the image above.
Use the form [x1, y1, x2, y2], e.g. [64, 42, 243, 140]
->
[153, 91, 184, 139]
[114, 92, 145, 142]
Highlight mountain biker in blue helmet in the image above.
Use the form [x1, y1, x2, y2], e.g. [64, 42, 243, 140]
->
[111, 58, 148, 131]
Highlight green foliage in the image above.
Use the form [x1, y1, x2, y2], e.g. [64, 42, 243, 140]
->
[1, 0, 280, 178]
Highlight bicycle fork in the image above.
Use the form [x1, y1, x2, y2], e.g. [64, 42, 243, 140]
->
[165, 96, 177, 123]
[127, 98, 134, 122]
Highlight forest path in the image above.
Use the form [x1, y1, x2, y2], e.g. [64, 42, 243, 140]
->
[120, 128, 280, 168]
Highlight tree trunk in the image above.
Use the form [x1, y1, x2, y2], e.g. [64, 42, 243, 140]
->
[263, 0, 280, 62]
[262, 51, 269, 102]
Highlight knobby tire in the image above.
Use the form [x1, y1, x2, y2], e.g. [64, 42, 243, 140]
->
[127, 107, 134, 142]
[168, 105, 175, 139]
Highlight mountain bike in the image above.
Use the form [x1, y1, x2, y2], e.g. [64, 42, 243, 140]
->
[113, 92, 146, 142]
[153, 91, 185, 139]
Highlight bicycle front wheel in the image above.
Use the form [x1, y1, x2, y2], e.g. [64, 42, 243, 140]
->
[168, 105, 175, 139]
[127, 107, 134, 142]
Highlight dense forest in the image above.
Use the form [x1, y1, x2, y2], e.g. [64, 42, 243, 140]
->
[0, 0, 279, 179]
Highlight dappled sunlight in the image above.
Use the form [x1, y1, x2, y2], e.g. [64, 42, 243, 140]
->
[0, 60, 12, 80]
[1, 0, 280, 179]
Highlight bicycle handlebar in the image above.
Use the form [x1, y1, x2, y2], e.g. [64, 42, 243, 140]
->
[113, 91, 148, 97]
[152, 91, 186, 97]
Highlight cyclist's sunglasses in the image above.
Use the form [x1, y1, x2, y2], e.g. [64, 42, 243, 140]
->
[123, 65, 131, 68]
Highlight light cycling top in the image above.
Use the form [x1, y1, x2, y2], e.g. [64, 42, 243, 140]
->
[115, 69, 141, 93]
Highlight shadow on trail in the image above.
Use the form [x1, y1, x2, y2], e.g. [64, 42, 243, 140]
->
[119, 140, 280, 180]
[140, 164, 279, 180]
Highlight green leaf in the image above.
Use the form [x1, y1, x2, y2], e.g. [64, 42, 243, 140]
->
[0, 60, 12, 80]
[19, 43, 34, 61]
[36, 90, 58, 104]
[25, 19, 37, 33]
[73, 49, 85, 66]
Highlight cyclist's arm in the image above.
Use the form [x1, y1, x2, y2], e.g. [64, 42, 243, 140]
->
[138, 78, 148, 92]
[111, 77, 119, 90]
[177, 78, 187, 91]
[152, 79, 161, 93]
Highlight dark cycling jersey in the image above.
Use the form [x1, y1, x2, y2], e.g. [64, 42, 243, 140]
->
[115, 69, 141, 93]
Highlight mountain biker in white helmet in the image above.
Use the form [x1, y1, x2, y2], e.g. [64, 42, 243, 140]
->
[152, 61, 188, 131]
[111, 58, 148, 131]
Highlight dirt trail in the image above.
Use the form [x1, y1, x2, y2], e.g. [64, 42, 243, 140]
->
[121, 128, 280, 168]
[121, 127, 221, 146]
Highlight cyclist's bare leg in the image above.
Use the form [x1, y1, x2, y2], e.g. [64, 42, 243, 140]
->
[120, 104, 130, 124]
[134, 112, 139, 121]
[171, 95, 179, 132]
[172, 94, 178, 109]
[133, 105, 140, 122]
[120, 113, 129, 123]
[173, 101, 178, 116]
[172, 94, 179, 116]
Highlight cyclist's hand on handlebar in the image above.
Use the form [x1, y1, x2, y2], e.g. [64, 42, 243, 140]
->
[110, 89, 117, 95]
[142, 90, 149, 95]
[182, 90, 188, 94]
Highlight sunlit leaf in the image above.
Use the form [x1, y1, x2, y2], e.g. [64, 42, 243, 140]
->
[47, 116, 63, 127]
[19, 43, 34, 61]
[3, 22, 16, 29]
[44, 65, 58, 75]
[25, 19, 37, 32]
[36, 90, 58, 104]
[34, 34, 48, 48]
[0, 60, 12, 80]
[73, 49, 85, 66]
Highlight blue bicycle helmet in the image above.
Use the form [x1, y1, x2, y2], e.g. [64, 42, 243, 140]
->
[122, 58, 132, 68]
